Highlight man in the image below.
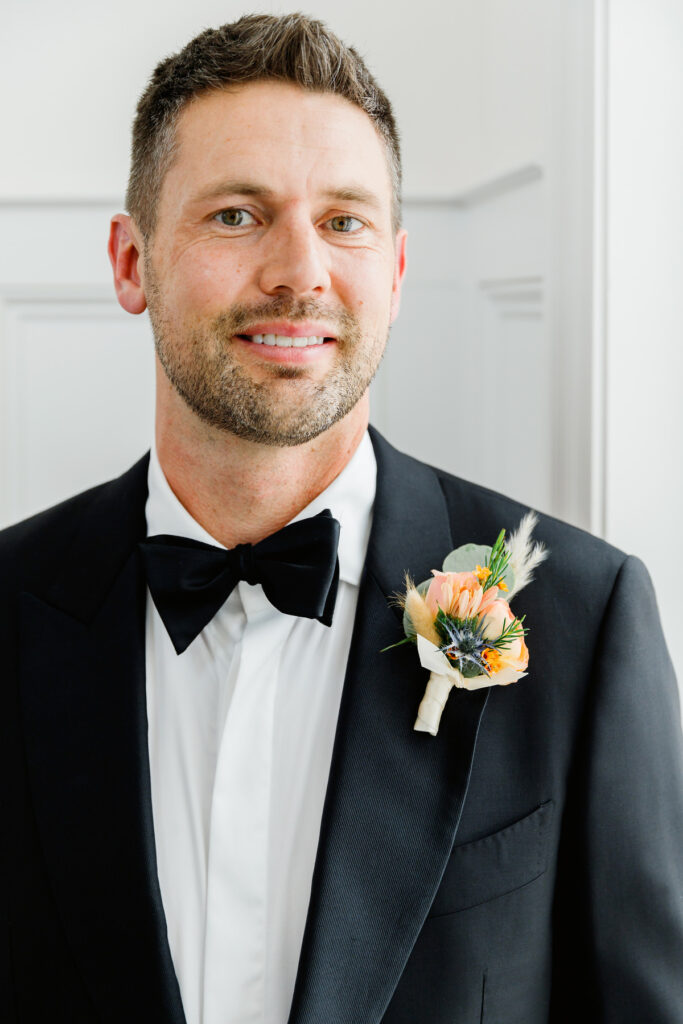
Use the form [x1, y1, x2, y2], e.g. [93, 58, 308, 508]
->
[2, 13, 682, 1024]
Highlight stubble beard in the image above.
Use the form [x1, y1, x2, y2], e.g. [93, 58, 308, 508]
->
[145, 265, 388, 447]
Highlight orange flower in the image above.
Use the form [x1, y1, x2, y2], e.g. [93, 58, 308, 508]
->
[426, 570, 499, 621]
[482, 647, 503, 673]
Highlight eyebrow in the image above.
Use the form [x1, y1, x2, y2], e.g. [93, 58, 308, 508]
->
[189, 181, 274, 204]
[188, 180, 383, 210]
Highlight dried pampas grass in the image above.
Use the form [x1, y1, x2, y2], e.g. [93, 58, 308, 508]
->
[404, 582, 441, 646]
[505, 512, 548, 598]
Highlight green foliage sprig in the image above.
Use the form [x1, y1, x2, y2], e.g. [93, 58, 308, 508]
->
[485, 528, 512, 591]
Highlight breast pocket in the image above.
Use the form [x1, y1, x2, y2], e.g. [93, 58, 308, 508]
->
[428, 799, 555, 918]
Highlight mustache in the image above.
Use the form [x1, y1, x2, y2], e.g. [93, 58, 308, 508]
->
[213, 299, 359, 336]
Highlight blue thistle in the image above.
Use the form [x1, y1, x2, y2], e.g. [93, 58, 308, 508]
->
[436, 612, 491, 678]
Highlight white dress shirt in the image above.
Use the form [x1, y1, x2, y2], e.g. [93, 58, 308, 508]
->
[144, 433, 376, 1024]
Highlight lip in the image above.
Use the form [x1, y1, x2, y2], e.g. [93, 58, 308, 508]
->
[237, 321, 338, 340]
[233, 335, 336, 363]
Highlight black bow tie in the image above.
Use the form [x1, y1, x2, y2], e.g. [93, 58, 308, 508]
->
[139, 509, 340, 654]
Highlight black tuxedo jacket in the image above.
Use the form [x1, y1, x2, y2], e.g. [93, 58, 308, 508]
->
[2, 427, 683, 1023]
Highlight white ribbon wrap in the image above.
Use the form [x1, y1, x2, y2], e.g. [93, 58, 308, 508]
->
[413, 671, 455, 736]
[413, 634, 526, 736]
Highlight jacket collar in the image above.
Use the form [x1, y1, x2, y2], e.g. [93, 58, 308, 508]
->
[41, 452, 150, 622]
[20, 452, 187, 1024]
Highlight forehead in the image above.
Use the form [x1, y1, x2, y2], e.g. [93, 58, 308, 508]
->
[166, 80, 393, 207]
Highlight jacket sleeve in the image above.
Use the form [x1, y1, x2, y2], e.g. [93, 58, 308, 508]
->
[551, 554, 683, 1021]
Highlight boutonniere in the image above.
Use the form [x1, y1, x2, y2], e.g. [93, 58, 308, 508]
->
[386, 512, 547, 736]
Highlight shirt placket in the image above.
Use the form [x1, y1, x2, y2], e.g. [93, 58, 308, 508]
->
[202, 584, 293, 1024]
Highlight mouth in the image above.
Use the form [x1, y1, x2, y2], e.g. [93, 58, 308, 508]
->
[236, 320, 337, 347]
[237, 333, 332, 348]
[233, 320, 338, 362]
[233, 329, 337, 365]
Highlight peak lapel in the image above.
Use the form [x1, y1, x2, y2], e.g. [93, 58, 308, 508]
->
[288, 429, 490, 1024]
[19, 456, 186, 1024]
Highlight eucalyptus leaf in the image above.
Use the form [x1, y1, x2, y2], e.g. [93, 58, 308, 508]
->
[441, 543, 516, 594]
[442, 544, 491, 574]
[501, 565, 516, 593]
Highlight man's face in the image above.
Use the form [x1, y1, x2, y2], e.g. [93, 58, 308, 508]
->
[140, 81, 407, 446]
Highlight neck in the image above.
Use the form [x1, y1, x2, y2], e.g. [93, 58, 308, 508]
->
[155, 390, 369, 549]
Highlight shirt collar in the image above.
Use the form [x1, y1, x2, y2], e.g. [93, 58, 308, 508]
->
[145, 432, 376, 587]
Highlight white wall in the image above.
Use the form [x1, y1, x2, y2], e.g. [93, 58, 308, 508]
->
[2, 0, 591, 508]
[603, 0, 683, 682]
[1, 0, 550, 202]
[2, 0, 584, 519]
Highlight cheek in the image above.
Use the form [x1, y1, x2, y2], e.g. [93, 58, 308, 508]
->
[334, 253, 395, 322]
[170, 247, 253, 310]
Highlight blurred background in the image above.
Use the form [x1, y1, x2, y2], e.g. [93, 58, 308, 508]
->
[1, 0, 682, 693]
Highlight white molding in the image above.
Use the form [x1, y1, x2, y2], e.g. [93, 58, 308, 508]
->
[0, 284, 118, 302]
[0, 168, 543, 214]
[479, 276, 544, 321]
[403, 165, 544, 208]
[591, 0, 608, 538]
[450, 165, 543, 208]
[546, 0, 598, 533]
[0, 285, 132, 525]
[0, 197, 126, 208]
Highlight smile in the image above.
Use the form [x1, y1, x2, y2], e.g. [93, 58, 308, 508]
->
[240, 334, 328, 348]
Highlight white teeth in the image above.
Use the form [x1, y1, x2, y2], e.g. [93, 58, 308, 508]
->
[246, 333, 326, 347]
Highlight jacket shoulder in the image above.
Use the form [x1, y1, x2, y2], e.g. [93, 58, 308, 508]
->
[0, 454, 150, 592]
[369, 425, 628, 585]
[434, 461, 626, 573]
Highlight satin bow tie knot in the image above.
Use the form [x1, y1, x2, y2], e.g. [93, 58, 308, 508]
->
[139, 509, 341, 655]
[231, 543, 259, 586]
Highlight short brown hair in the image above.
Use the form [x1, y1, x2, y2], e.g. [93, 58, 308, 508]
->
[125, 12, 402, 240]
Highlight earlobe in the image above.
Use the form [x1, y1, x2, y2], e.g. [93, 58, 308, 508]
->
[389, 228, 407, 324]
[108, 215, 147, 315]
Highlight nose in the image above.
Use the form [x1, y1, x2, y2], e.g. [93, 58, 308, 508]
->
[258, 213, 331, 297]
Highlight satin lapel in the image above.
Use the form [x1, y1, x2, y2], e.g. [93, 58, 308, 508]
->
[19, 457, 186, 1024]
[288, 429, 490, 1024]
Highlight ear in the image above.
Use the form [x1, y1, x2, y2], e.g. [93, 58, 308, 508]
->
[108, 214, 147, 314]
[389, 228, 407, 324]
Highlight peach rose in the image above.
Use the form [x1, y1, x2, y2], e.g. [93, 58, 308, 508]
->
[426, 571, 499, 621]
[480, 598, 529, 673]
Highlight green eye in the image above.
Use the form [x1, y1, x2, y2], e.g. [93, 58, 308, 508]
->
[329, 215, 362, 233]
[217, 208, 255, 227]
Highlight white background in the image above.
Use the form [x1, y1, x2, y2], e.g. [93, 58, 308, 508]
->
[1, 0, 682, 692]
